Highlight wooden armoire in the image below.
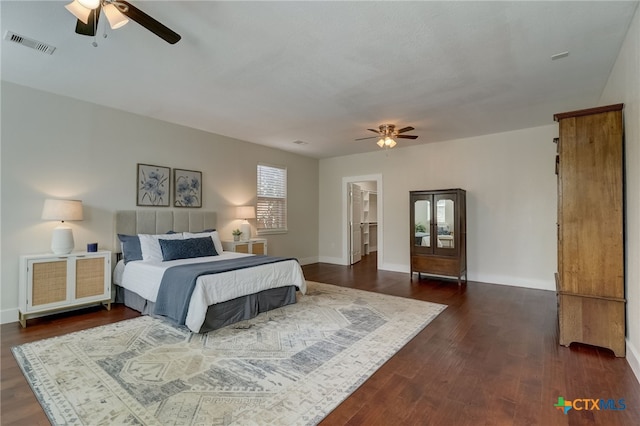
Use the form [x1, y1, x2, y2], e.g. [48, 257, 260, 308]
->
[554, 103, 625, 357]
[410, 189, 466, 284]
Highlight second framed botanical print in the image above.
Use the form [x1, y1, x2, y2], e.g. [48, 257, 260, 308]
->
[174, 168, 202, 208]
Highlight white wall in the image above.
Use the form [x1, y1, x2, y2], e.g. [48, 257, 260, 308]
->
[0, 82, 319, 323]
[600, 3, 640, 380]
[320, 124, 558, 290]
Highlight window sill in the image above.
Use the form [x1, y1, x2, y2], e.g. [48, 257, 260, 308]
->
[257, 230, 288, 236]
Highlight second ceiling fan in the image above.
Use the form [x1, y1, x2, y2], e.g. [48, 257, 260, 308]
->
[355, 124, 418, 148]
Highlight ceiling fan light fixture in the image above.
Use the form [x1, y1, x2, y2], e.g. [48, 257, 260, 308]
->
[356, 123, 416, 149]
[78, 0, 101, 9]
[104, 3, 129, 29]
[65, 0, 92, 25]
[65, 0, 181, 44]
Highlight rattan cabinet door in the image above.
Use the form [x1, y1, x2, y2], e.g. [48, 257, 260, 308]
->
[75, 256, 106, 299]
[252, 242, 265, 255]
[31, 259, 68, 307]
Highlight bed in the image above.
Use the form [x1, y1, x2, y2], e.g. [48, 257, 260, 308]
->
[112, 210, 306, 333]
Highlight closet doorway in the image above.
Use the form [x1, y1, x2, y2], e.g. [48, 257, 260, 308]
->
[344, 174, 382, 268]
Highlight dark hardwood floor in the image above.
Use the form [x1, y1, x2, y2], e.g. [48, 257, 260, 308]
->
[2, 254, 639, 425]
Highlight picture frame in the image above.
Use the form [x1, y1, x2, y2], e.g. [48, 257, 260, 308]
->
[174, 168, 202, 208]
[137, 163, 170, 207]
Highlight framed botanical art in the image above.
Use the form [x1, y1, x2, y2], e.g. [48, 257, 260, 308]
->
[137, 163, 170, 207]
[174, 168, 202, 208]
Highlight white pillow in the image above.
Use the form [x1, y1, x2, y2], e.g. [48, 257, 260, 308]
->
[139, 232, 184, 262]
[184, 231, 224, 255]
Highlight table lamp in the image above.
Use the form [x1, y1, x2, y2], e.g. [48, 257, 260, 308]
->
[236, 206, 255, 241]
[41, 199, 83, 254]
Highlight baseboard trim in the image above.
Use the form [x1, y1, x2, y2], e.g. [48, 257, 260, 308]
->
[375, 267, 554, 291]
[317, 256, 347, 265]
[1, 307, 18, 325]
[313, 260, 553, 291]
[297, 256, 319, 266]
[627, 339, 640, 384]
[471, 273, 554, 291]
[379, 263, 409, 273]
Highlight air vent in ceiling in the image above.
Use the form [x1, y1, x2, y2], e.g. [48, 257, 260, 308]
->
[4, 31, 56, 55]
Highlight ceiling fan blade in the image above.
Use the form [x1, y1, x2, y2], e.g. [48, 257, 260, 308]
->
[355, 136, 378, 141]
[396, 126, 415, 134]
[75, 6, 101, 36]
[367, 129, 380, 134]
[397, 135, 418, 139]
[119, 1, 181, 44]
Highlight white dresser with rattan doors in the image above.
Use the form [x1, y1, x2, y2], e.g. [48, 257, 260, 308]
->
[18, 251, 111, 327]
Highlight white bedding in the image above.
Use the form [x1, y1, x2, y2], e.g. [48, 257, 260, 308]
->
[117, 252, 306, 332]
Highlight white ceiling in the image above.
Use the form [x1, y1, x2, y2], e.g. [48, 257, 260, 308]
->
[1, 1, 638, 158]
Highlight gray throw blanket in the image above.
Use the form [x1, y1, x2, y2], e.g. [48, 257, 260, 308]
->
[154, 256, 297, 326]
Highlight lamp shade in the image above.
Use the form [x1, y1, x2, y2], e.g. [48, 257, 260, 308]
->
[41, 199, 84, 221]
[236, 206, 256, 220]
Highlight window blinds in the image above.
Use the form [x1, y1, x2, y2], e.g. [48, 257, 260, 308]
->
[257, 164, 287, 233]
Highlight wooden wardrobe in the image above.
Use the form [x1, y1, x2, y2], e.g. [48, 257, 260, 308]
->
[554, 103, 625, 357]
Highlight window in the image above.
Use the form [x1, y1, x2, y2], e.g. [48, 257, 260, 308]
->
[257, 164, 287, 234]
[437, 200, 446, 224]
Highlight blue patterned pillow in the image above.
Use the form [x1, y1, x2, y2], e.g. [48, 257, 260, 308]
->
[118, 234, 142, 264]
[159, 236, 218, 261]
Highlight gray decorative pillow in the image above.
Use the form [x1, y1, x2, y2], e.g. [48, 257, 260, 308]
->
[159, 236, 218, 261]
[117, 234, 142, 264]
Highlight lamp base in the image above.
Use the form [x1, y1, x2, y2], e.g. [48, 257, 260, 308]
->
[51, 226, 74, 254]
[240, 221, 251, 241]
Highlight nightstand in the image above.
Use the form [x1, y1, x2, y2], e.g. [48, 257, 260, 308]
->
[18, 251, 112, 327]
[222, 238, 267, 255]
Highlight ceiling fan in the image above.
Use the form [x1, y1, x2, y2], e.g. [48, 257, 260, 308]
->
[65, 0, 181, 45]
[355, 124, 418, 148]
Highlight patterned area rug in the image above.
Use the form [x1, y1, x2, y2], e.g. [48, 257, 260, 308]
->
[12, 281, 446, 425]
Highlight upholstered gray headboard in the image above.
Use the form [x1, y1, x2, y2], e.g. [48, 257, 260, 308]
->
[115, 210, 217, 253]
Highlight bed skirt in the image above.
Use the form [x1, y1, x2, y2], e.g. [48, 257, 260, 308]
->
[114, 285, 298, 333]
